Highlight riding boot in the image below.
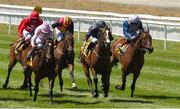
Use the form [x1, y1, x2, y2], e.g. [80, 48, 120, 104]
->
[119, 39, 128, 53]
[24, 47, 38, 65]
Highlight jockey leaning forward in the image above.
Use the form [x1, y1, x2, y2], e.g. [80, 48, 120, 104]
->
[119, 15, 144, 53]
[25, 22, 54, 64]
[15, 11, 43, 54]
[51, 16, 74, 42]
[82, 21, 113, 55]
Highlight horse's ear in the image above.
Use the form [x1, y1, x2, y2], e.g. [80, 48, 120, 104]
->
[147, 27, 150, 33]
[145, 23, 150, 33]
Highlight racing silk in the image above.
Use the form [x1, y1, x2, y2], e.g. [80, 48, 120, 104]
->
[123, 20, 144, 41]
[18, 17, 43, 38]
[86, 25, 99, 40]
[51, 18, 74, 35]
[31, 24, 54, 48]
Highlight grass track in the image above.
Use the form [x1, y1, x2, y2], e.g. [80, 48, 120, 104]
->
[0, 27, 180, 108]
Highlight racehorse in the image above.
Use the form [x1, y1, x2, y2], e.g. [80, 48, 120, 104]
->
[110, 29, 154, 97]
[24, 37, 55, 103]
[3, 38, 32, 89]
[80, 27, 113, 98]
[54, 31, 76, 92]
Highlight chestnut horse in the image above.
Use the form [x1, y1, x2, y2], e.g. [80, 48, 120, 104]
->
[110, 29, 154, 97]
[54, 32, 76, 92]
[3, 39, 32, 89]
[24, 37, 55, 103]
[80, 27, 113, 98]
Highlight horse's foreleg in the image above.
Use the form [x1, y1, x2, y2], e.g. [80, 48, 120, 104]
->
[101, 72, 109, 97]
[131, 71, 140, 97]
[83, 63, 94, 94]
[26, 69, 33, 97]
[34, 75, 40, 101]
[115, 70, 127, 91]
[58, 69, 63, 92]
[48, 75, 55, 104]
[68, 64, 77, 88]
[3, 60, 17, 88]
[20, 67, 29, 89]
[92, 68, 99, 98]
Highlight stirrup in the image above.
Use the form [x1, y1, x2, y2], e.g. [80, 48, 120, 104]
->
[15, 50, 19, 54]
[26, 57, 32, 66]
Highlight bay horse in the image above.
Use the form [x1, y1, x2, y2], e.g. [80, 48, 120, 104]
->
[24, 37, 55, 103]
[54, 31, 76, 92]
[110, 29, 154, 97]
[3, 38, 32, 89]
[80, 27, 113, 98]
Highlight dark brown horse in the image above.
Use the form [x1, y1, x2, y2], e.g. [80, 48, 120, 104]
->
[3, 38, 32, 89]
[110, 29, 154, 97]
[80, 27, 112, 98]
[54, 31, 76, 92]
[24, 37, 55, 102]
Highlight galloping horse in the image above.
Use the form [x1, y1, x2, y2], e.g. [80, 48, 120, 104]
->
[110, 29, 154, 97]
[24, 37, 55, 102]
[54, 31, 76, 92]
[3, 39, 32, 89]
[80, 27, 112, 98]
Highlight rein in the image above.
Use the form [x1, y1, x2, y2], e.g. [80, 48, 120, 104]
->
[56, 48, 64, 54]
[93, 50, 103, 59]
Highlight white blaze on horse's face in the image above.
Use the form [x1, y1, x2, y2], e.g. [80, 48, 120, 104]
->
[105, 30, 110, 44]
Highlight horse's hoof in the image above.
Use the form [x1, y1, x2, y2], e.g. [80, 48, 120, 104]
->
[33, 97, 37, 102]
[92, 93, 99, 98]
[3, 84, 7, 89]
[20, 84, 28, 90]
[115, 85, 125, 91]
[72, 83, 77, 89]
[131, 94, 134, 98]
[60, 88, 63, 92]
[103, 93, 108, 97]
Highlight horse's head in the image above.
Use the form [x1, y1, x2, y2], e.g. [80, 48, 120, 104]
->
[44, 37, 54, 62]
[63, 31, 74, 53]
[98, 27, 112, 47]
[138, 29, 154, 54]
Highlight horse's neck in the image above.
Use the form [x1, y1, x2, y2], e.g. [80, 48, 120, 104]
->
[57, 41, 66, 51]
[125, 36, 142, 59]
[94, 43, 110, 57]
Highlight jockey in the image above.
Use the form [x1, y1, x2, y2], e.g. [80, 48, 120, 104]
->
[15, 11, 43, 54]
[25, 22, 54, 63]
[82, 21, 110, 54]
[120, 15, 144, 52]
[51, 16, 74, 42]
[33, 5, 43, 14]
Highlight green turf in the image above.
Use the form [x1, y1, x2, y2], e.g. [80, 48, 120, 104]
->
[0, 25, 180, 108]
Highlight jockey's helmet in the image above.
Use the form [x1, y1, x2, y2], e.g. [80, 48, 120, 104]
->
[34, 5, 42, 14]
[30, 11, 40, 20]
[63, 16, 72, 27]
[97, 21, 107, 29]
[129, 15, 140, 24]
[41, 22, 51, 33]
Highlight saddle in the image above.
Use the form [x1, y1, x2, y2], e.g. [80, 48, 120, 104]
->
[15, 40, 29, 54]
[116, 39, 130, 55]
[81, 37, 96, 57]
